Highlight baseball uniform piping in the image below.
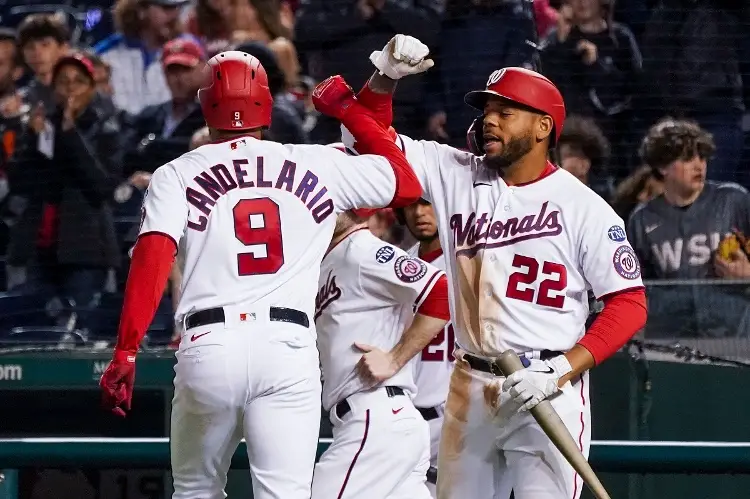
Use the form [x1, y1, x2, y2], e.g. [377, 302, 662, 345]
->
[336, 409, 370, 499]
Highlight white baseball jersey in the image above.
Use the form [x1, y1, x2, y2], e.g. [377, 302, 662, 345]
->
[343, 129, 643, 357]
[139, 135, 401, 321]
[407, 246, 454, 409]
[315, 229, 445, 411]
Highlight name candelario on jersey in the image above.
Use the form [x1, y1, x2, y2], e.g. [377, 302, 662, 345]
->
[186, 157, 334, 231]
[315, 270, 341, 320]
[451, 201, 563, 256]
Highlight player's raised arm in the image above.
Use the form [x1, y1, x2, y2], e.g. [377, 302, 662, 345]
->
[312, 75, 422, 210]
[99, 164, 188, 417]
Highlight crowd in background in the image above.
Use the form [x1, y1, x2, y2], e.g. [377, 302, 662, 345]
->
[0, 0, 749, 346]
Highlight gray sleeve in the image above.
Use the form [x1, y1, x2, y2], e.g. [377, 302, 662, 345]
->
[627, 207, 653, 278]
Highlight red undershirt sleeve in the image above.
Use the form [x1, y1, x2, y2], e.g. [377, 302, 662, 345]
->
[576, 288, 647, 365]
[340, 109, 421, 207]
[356, 82, 394, 128]
[114, 233, 177, 355]
[416, 274, 450, 320]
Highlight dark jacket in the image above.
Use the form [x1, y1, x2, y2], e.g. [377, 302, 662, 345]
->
[638, 2, 744, 122]
[541, 23, 642, 120]
[7, 93, 123, 268]
[121, 101, 205, 176]
[295, 0, 444, 106]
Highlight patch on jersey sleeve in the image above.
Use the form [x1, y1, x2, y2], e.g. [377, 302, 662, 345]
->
[394, 255, 428, 283]
[607, 225, 627, 242]
[612, 245, 641, 280]
[376, 246, 396, 264]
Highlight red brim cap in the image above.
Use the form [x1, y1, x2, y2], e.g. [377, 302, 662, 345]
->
[352, 208, 378, 219]
[163, 54, 200, 68]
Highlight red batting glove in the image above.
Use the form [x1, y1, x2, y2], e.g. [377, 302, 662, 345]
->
[99, 349, 136, 417]
[312, 75, 371, 122]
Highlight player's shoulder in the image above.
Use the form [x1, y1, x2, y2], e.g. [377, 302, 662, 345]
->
[709, 180, 749, 198]
[555, 168, 615, 209]
[406, 242, 420, 257]
[399, 133, 479, 171]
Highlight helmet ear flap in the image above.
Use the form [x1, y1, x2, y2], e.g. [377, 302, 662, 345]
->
[466, 116, 484, 155]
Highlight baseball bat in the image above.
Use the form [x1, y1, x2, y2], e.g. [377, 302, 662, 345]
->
[496, 350, 612, 499]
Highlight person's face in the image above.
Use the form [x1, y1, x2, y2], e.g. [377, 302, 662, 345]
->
[0, 40, 19, 92]
[22, 37, 68, 78]
[482, 96, 549, 171]
[403, 201, 438, 242]
[143, 4, 182, 43]
[92, 63, 113, 96]
[53, 64, 94, 106]
[569, 0, 602, 23]
[558, 143, 591, 183]
[660, 155, 706, 198]
[165, 63, 203, 101]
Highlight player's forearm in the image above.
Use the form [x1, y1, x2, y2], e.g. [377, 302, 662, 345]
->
[571, 288, 648, 371]
[115, 233, 177, 354]
[390, 313, 448, 369]
[366, 71, 398, 95]
[357, 77, 395, 128]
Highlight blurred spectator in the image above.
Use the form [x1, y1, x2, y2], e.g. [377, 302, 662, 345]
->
[541, 0, 642, 177]
[629, 118, 750, 338]
[610, 164, 663, 222]
[638, 1, 744, 185]
[0, 28, 25, 269]
[121, 37, 206, 176]
[17, 13, 71, 111]
[94, 0, 188, 114]
[236, 41, 308, 143]
[84, 52, 114, 97]
[423, 0, 536, 147]
[187, 0, 299, 86]
[5, 53, 123, 333]
[554, 114, 612, 198]
[295, 0, 444, 142]
[534, 0, 560, 39]
[628, 118, 749, 279]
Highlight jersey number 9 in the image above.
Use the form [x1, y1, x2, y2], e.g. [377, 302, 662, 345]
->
[233, 198, 285, 275]
[505, 254, 567, 308]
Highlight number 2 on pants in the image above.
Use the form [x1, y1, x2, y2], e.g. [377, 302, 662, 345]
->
[505, 254, 567, 308]
[233, 198, 285, 276]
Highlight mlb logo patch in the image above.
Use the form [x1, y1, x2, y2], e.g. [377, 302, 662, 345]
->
[239, 312, 256, 322]
[231, 139, 246, 150]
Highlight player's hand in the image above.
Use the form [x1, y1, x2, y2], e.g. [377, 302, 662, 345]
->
[577, 40, 598, 66]
[502, 355, 572, 412]
[369, 34, 434, 80]
[312, 75, 363, 121]
[354, 342, 400, 386]
[99, 349, 136, 417]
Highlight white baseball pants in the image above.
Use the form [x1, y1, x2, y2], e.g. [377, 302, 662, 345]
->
[437, 355, 591, 499]
[170, 316, 321, 499]
[312, 387, 432, 499]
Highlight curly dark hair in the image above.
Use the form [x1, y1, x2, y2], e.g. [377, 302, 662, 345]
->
[556, 115, 611, 170]
[639, 118, 715, 179]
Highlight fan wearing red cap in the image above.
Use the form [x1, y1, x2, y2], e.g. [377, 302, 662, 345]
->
[99, 49, 424, 499]
[335, 34, 647, 499]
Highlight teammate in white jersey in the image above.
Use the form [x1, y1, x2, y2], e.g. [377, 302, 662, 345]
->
[312, 208, 450, 499]
[338, 35, 648, 499]
[98, 51, 423, 499]
[397, 199, 453, 497]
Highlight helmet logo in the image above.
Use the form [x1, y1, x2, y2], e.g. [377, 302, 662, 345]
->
[232, 111, 243, 128]
[486, 69, 506, 88]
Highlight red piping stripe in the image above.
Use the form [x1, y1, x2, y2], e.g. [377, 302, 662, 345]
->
[337, 409, 370, 499]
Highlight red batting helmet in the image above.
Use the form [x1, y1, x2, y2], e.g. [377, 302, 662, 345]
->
[464, 67, 566, 145]
[198, 51, 273, 131]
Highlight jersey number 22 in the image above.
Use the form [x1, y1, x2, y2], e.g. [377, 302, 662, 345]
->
[233, 198, 284, 275]
[506, 254, 567, 308]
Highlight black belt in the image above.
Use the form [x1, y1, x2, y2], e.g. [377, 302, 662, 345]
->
[185, 306, 309, 330]
[464, 350, 563, 376]
[417, 406, 441, 421]
[335, 386, 405, 419]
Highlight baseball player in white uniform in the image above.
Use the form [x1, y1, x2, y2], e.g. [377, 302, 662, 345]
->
[398, 199, 453, 498]
[337, 35, 648, 498]
[99, 51, 424, 499]
[312, 207, 450, 499]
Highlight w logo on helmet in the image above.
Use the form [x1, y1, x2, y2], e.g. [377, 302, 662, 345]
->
[486, 69, 506, 88]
